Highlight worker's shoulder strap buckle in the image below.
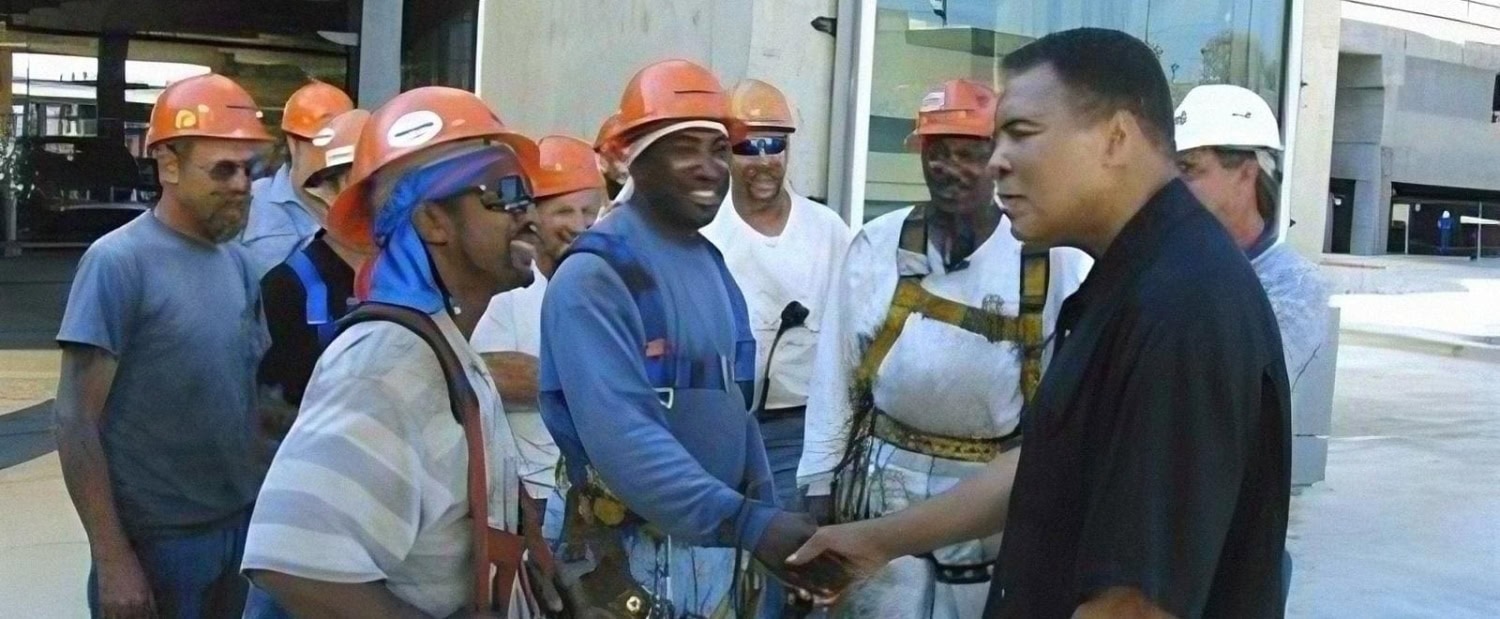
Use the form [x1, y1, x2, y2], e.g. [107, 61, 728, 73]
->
[654, 387, 675, 410]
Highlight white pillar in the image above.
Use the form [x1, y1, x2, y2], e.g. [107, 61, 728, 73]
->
[358, 0, 403, 109]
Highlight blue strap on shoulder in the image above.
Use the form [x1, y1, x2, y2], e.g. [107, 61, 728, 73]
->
[704, 242, 757, 409]
[561, 231, 756, 409]
[287, 249, 336, 348]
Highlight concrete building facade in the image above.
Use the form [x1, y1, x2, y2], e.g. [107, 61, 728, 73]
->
[1331, 1, 1500, 256]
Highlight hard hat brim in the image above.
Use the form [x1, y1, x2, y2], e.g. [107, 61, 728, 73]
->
[905, 125, 993, 152]
[326, 130, 539, 253]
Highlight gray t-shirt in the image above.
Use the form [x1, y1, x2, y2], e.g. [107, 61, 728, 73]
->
[57, 211, 270, 539]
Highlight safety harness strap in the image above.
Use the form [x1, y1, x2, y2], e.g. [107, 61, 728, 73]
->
[336, 303, 554, 614]
[286, 249, 337, 348]
[562, 231, 756, 409]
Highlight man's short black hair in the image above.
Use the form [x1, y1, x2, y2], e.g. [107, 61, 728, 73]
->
[1002, 28, 1176, 155]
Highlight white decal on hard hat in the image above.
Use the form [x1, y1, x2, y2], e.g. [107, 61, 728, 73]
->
[325, 145, 356, 167]
[311, 127, 337, 147]
[387, 110, 444, 149]
[920, 91, 946, 112]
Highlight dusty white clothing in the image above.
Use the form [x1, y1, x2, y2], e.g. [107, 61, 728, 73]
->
[244, 312, 527, 618]
[700, 190, 853, 410]
[471, 264, 557, 500]
[1252, 241, 1331, 398]
[798, 205, 1090, 619]
[798, 206, 1091, 494]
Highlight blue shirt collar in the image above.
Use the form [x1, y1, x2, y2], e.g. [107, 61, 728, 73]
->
[266, 164, 303, 207]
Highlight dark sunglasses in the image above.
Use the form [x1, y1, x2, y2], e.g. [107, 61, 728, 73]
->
[469, 174, 535, 215]
[184, 157, 272, 182]
[732, 136, 788, 157]
[167, 143, 271, 182]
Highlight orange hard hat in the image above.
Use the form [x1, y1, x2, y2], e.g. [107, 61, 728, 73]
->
[304, 109, 371, 185]
[613, 59, 734, 146]
[281, 80, 354, 139]
[594, 113, 624, 157]
[730, 79, 795, 133]
[907, 79, 998, 151]
[327, 86, 539, 250]
[532, 136, 606, 200]
[144, 74, 273, 149]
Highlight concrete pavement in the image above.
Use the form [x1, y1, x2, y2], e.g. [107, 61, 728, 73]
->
[1285, 343, 1500, 617]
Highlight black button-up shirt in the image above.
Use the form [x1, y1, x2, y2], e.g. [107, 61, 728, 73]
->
[986, 179, 1291, 618]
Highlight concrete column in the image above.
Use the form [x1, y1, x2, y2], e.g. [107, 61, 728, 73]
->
[96, 31, 129, 145]
[1286, 0, 1343, 257]
[1351, 177, 1390, 254]
[357, 0, 403, 108]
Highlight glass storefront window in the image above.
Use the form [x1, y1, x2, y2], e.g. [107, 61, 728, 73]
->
[862, 0, 1289, 222]
[401, 0, 479, 91]
[1, 24, 351, 247]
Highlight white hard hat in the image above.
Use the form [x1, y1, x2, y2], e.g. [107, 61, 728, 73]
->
[1174, 85, 1283, 153]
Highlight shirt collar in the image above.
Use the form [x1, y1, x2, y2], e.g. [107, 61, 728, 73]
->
[266, 164, 304, 207]
[1067, 178, 1200, 308]
[1245, 221, 1278, 261]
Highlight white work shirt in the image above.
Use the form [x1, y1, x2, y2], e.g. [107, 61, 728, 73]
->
[797, 206, 1092, 494]
[240, 165, 321, 280]
[471, 264, 556, 499]
[701, 190, 853, 411]
[243, 311, 526, 618]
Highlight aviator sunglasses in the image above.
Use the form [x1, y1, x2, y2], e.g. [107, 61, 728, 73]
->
[731, 136, 789, 157]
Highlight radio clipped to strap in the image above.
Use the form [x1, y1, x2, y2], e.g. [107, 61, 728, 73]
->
[563, 232, 757, 411]
[286, 250, 337, 348]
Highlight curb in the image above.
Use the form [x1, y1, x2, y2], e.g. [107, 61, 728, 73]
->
[1340, 325, 1500, 364]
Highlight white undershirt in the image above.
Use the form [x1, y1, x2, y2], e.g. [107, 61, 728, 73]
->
[700, 189, 854, 411]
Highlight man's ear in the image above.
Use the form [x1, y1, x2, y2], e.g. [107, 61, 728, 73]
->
[154, 146, 181, 186]
[411, 202, 452, 245]
[1100, 110, 1137, 169]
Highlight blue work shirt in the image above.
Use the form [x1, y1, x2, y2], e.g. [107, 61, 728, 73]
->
[240, 164, 320, 280]
[538, 199, 779, 550]
[57, 211, 269, 539]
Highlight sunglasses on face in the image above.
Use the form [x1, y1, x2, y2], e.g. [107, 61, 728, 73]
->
[732, 136, 788, 157]
[186, 157, 272, 182]
[471, 174, 535, 215]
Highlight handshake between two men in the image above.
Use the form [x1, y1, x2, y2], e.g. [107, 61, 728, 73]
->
[753, 511, 891, 606]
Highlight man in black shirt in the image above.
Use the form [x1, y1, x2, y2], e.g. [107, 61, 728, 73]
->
[787, 28, 1290, 618]
[257, 109, 371, 439]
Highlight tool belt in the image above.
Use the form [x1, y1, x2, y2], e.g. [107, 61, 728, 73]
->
[338, 304, 557, 616]
[556, 484, 661, 618]
[917, 553, 995, 585]
[871, 411, 1022, 464]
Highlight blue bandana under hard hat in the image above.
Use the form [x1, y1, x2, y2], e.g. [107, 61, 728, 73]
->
[360, 145, 515, 314]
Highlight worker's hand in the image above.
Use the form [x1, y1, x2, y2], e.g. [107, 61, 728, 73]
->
[95, 550, 156, 619]
[786, 521, 893, 605]
[755, 512, 851, 597]
[803, 494, 835, 526]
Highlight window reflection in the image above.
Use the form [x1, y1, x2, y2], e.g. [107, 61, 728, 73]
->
[864, 0, 1288, 221]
